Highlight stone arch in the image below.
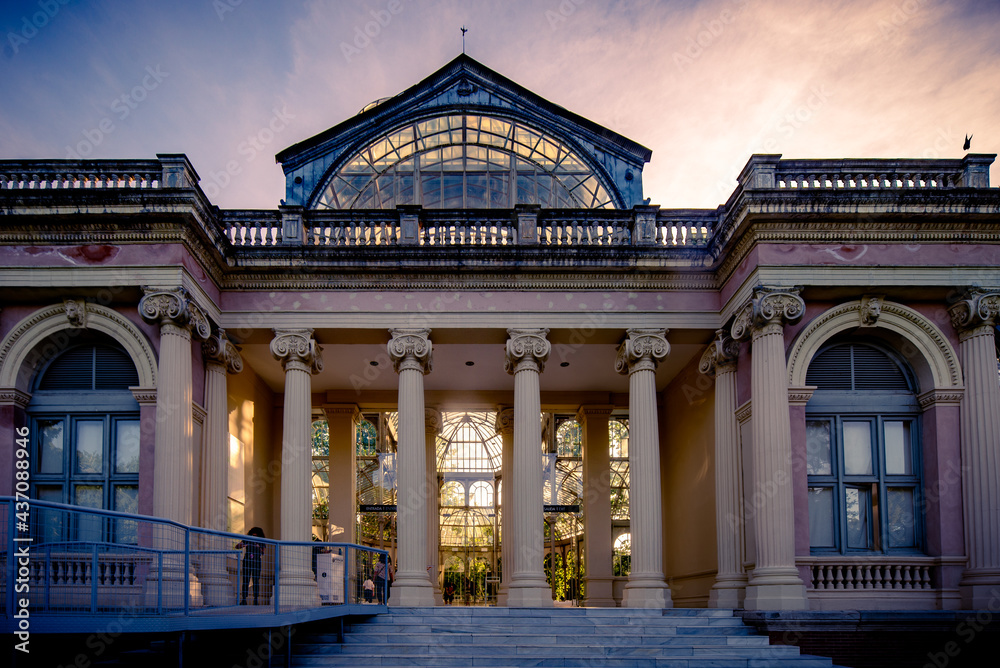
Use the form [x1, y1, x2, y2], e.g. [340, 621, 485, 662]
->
[787, 299, 961, 392]
[0, 302, 157, 392]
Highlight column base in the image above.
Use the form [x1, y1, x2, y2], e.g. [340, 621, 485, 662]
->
[960, 569, 1000, 608]
[143, 564, 203, 609]
[582, 576, 617, 607]
[497, 583, 509, 607]
[708, 574, 748, 609]
[743, 568, 807, 610]
[196, 554, 236, 607]
[506, 579, 554, 607]
[278, 567, 321, 609]
[389, 576, 437, 607]
[622, 576, 672, 609]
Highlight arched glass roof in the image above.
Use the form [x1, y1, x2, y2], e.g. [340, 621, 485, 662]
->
[316, 114, 614, 210]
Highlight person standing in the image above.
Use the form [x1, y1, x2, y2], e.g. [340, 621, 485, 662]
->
[236, 527, 265, 605]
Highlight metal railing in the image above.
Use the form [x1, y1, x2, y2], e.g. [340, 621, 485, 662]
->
[0, 498, 388, 629]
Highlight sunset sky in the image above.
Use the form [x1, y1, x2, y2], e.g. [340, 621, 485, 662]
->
[2, 0, 998, 209]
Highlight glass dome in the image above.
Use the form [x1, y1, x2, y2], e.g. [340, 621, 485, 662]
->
[315, 114, 614, 210]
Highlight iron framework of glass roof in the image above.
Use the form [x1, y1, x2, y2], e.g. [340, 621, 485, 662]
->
[316, 114, 615, 210]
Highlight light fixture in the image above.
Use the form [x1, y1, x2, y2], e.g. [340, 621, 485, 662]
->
[560, 362, 570, 367]
[465, 361, 475, 366]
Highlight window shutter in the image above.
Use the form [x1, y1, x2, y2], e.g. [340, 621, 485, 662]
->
[38, 345, 139, 390]
[806, 343, 910, 391]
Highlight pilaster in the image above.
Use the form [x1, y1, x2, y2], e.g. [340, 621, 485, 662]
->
[495, 406, 514, 606]
[578, 404, 616, 607]
[425, 407, 444, 605]
[324, 404, 361, 544]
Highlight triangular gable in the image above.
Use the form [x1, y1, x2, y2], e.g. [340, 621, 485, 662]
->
[276, 54, 651, 209]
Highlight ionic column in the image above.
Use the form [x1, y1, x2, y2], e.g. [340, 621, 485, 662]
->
[949, 289, 1000, 608]
[578, 405, 615, 607]
[699, 329, 747, 608]
[198, 329, 242, 606]
[730, 287, 807, 610]
[271, 329, 323, 607]
[425, 407, 443, 605]
[495, 406, 514, 606]
[504, 329, 553, 607]
[139, 287, 210, 607]
[324, 405, 360, 544]
[615, 328, 672, 608]
[387, 328, 435, 606]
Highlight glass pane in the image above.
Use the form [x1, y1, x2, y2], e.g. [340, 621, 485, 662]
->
[843, 422, 873, 475]
[845, 487, 871, 549]
[115, 420, 140, 473]
[38, 419, 64, 473]
[75, 484, 103, 542]
[806, 420, 832, 475]
[808, 487, 835, 548]
[36, 485, 64, 543]
[884, 421, 912, 475]
[114, 485, 139, 544]
[887, 487, 916, 548]
[75, 421, 104, 473]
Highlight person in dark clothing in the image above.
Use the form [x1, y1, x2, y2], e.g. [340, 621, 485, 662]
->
[373, 553, 394, 604]
[236, 527, 265, 605]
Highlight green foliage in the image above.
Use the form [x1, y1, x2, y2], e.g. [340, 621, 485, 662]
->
[312, 420, 329, 457]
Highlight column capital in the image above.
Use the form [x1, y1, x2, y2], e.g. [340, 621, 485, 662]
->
[324, 403, 361, 419]
[202, 329, 243, 375]
[699, 329, 740, 377]
[731, 286, 805, 341]
[270, 329, 323, 374]
[949, 289, 1000, 336]
[615, 328, 669, 375]
[425, 407, 443, 435]
[505, 328, 550, 374]
[139, 287, 211, 340]
[494, 406, 515, 435]
[576, 404, 615, 424]
[388, 328, 433, 374]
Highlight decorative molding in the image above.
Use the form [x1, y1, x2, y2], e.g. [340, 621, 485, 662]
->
[918, 389, 965, 409]
[787, 386, 818, 407]
[615, 328, 669, 375]
[504, 328, 551, 374]
[494, 407, 515, 435]
[139, 287, 211, 340]
[387, 328, 433, 374]
[129, 386, 158, 405]
[786, 299, 962, 389]
[698, 329, 740, 377]
[324, 404, 361, 418]
[270, 329, 323, 374]
[425, 407, 443, 435]
[191, 402, 207, 425]
[859, 295, 883, 326]
[63, 299, 87, 328]
[576, 404, 614, 424]
[0, 387, 31, 408]
[202, 328, 243, 375]
[0, 302, 157, 390]
[948, 289, 1000, 336]
[730, 286, 804, 341]
[735, 400, 752, 425]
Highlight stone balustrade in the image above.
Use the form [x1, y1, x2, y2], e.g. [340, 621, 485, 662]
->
[802, 557, 935, 591]
[0, 160, 163, 190]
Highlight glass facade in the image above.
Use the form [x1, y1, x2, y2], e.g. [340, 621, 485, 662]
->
[316, 114, 614, 210]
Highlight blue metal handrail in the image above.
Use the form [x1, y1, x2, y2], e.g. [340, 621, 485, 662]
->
[0, 497, 389, 633]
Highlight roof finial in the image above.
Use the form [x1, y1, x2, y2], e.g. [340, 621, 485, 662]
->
[461, 25, 468, 54]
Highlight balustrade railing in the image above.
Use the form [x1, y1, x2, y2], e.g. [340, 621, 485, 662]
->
[0, 160, 163, 190]
[804, 558, 935, 591]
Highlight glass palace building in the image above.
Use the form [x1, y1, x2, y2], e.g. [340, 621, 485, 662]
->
[2, 54, 999, 616]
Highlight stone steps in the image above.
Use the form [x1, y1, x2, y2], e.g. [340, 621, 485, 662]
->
[290, 607, 837, 667]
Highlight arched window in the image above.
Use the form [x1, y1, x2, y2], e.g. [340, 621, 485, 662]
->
[805, 342, 922, 554]
[316, 114, 614, 210]
[28, 340, 141, 543]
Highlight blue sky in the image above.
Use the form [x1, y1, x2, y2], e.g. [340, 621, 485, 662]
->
[2, 0, 998, 209]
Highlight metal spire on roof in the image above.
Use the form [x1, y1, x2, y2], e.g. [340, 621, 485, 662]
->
[461, 26, 468, 54]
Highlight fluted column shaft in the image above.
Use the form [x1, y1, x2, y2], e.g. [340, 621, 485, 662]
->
[950, 290, 1000, 608]
[616, 329, 672, 608]
[495, 407, 514, 606]
[505, 329, 553, 607]
[700, 330, 747, 608]
[271, 329, 323, 607]
[731, 287, 807, 610]
[388, 329, 435, 606]
[579, 405, 615, 607]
